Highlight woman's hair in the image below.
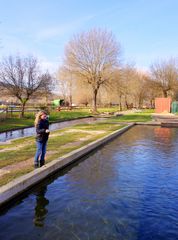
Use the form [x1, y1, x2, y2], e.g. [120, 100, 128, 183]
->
[34, 110, 47, 127]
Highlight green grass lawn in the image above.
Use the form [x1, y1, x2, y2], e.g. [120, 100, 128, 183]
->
[0, 110, 92, 132]
[110, 113, 152, 122]
[0, 118, 34, 132]
[0, 120, 124, 186]
[0, 108, 154, 132]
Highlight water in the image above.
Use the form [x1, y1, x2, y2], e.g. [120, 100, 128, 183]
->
[0, 125, 178, 240]
[0, 117, 102, 142]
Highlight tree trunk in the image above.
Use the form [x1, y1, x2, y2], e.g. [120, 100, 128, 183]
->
[92, 89, 98, 113]
[119, 94, 122, 111]
[20, 103, 26, 118]
[69, 94, 72, 109]
[45, 93, 48, 107]
[138, 96, 143, 109]
[19, 100, 27, 118]
[163, 90, 168, 98]
[124, 95, 129, 109]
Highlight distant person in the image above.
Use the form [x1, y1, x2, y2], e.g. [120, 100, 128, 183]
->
[34, 111, 50, 168]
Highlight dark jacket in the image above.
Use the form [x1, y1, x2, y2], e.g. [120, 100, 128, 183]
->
[36, 119, 49, 142]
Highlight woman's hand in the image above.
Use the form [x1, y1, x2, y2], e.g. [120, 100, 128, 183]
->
[45, 129, 50, 133]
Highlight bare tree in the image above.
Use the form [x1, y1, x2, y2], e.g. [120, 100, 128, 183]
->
[150, 58, 178, 98]
[108, 68, 123, 110]
[58, 66, 74, 107]
[40, 71, 55, 106]
[131, 71, 151, 108]
[119, 65, 137, 109]
[63, 28, 121, 112]
[73, 82, 92, 107]
[0, 55, 49, 117]
[145, 78, 161, 107]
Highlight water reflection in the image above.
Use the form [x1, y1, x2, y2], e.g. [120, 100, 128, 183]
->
[20, 128, 25, 136]
[152, 127, 178, 158]
[33, 186, 49, 227]
[154, 127, 171, 142]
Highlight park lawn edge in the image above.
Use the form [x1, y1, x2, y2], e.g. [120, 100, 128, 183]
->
[0, 123, 126, 186]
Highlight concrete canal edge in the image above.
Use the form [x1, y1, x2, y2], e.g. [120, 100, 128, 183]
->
[0, 123, 134, 207]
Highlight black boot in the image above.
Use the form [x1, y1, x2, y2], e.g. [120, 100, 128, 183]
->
[34, 163, 39, 168]
[39, 161, 45, 167]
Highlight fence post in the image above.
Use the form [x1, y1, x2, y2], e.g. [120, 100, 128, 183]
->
[5, 107, 8, 118]
[10, 106, 13, 117]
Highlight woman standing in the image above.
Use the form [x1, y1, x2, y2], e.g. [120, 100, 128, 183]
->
[34, 111, 50, 168]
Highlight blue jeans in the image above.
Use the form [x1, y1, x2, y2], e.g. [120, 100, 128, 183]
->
[34, 141, 47, 165]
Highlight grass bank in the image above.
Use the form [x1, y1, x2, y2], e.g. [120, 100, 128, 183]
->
[0, 120, 126, 186]
[0, 109, 153, 132]
[110, 112, 153, 122]
[0, 109, 92, 132]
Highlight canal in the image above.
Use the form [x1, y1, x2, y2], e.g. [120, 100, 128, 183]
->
[0, 125, 178, 239]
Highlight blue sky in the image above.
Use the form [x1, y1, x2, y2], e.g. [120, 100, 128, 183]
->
[0, 0, 177, 72]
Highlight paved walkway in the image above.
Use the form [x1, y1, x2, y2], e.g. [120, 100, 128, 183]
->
[152, 113, 178, 126]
